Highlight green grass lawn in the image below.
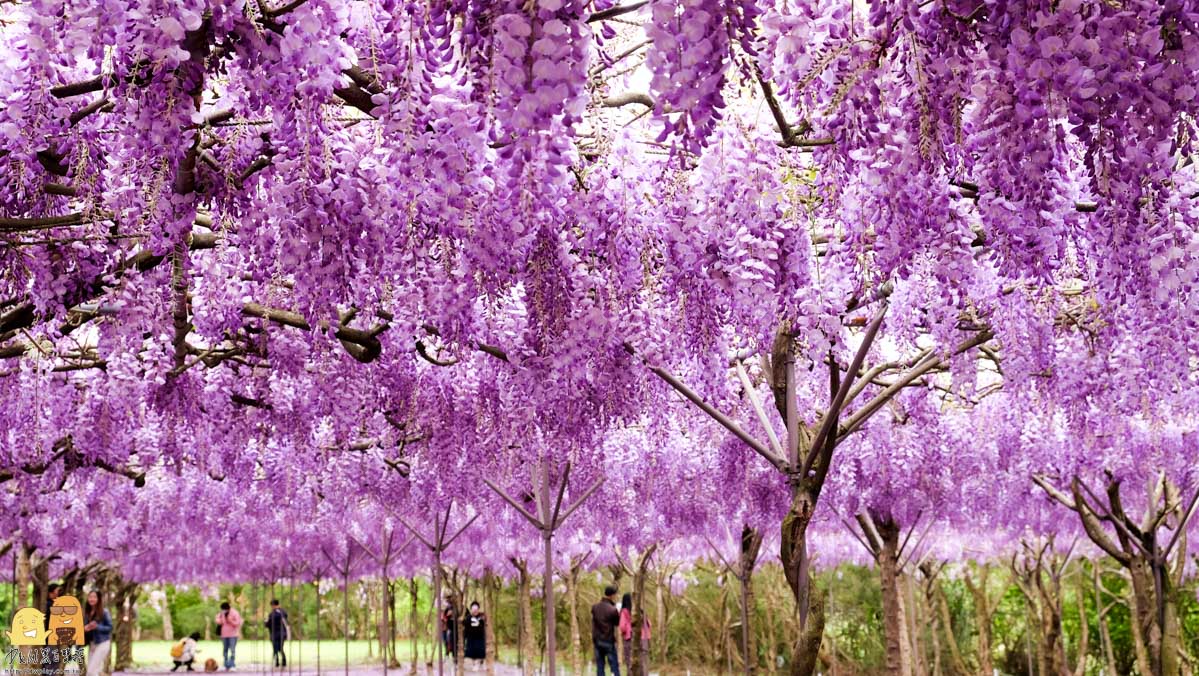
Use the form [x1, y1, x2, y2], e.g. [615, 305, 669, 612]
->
[130, 639, 523, 669]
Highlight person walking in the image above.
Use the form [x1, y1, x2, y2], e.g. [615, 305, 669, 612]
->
[591, 585, 621, 676]
[440, 601, 457, 657]
[462, 602, 486, 669]
[264, 600, 288, 668]
[618, 593, 651, 676]
[214, 602, 243, 671]
[171, 632, 201, 672]
[83, 591, 112, 676]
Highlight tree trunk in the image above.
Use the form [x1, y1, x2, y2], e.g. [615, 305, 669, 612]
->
[512, 559, 535, 676]
[111, 577, 138, 672]
[454, 577, 466, 676]
[1098, 602, 1118, 676]
[876, 518, 913, 676]
[1071, 575, 1089, 676]
[737, 527, 764, 676]
[907, 574, 925, 676]
[161, 585, 175, 641]
[409, 577, 419, 676]
[781, 485, 824, 676]
[1012, 549, 1066, 676]
[483, 570, 498, 676]
[630, 547, 657, 676]
[32, 555, 50, 616]
[388, 580, 398, 667]
[377, 581, 390, 663]
[15, 544, 32, 608]
[654, 570, 668, 666]
[1033, 595, 1063, 676]
[566, 560, 583, 676]
[790, 587, 825, 676]
[963, 568, 993, 676]
[1129, 559, 1156, 676]
[930, 611, 943, 676]
[440, 567, 466, 676]
[922, 566, 970, 676]
[1159, 561, 1183, 676]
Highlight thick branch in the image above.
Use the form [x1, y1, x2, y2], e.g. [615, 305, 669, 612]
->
[241, 303, 384, 363]
[483, 477, 544, 529]
[603, 92, 655, 108]
[802, 302, 889, 476]
[586, 1, 648, 22]
[1036, 476, 1133, 566]
[839, 328, 993, 436]
[628, 343, 786, 471]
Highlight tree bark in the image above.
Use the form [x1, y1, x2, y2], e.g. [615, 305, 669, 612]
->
[781, 484, 823, 676]
[512, 559, 535, 676]
[929, 611, 943, 676]
[1129, 558, 1156, 676]
[409, 577, 419, 676]
[1098, 598, 1119, 676]
[963, 567, 994, 676]
[566, 559, 584, 676]
[790, 587, 825, 676]
[737, 527, 764, 676]
[630, 546, 657, 676]
[377, 581, 390, 664]
[1033, 475, 1189, 676]
[1012, 545, 1066, 676]
[654, 569, 668, 666]
[929, 576, 970, 676]
[441, 567, 466, 676]
[1071, 575, 1089, 676]
[32, 555, 50, 617]
[875, 517, 913, 676]
[161, 585, 175, 641]
[15, 544, 32, 608]
[483, 570, 498, 676]
[111, 576, 138, 671]
[1123, 552, 1182, 676]
[906, 574, 925, 676]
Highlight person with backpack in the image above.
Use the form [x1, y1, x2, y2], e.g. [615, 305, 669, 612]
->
[264, 600, 288, 668]
[170, 632, 201, 671]
[214, 602, 243, 671]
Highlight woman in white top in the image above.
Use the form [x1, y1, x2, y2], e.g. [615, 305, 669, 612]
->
[172, 632, 202, 672]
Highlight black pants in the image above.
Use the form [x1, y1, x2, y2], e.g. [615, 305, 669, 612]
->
[171, 660, 194, 672]
[271, 634, 286, 666]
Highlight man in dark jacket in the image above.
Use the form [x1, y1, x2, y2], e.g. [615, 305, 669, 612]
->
[591, 585, 621, 676]
[264, 600, 288, 667]
[44, 584, 61, 634]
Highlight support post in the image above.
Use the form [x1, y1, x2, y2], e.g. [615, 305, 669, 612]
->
[484, 462, 602, 676]
[396, 504, 478, 676]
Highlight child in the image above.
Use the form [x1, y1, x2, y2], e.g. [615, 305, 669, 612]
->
[171, 632, 202, 672]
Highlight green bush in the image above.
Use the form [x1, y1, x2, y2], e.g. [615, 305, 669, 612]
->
[137, 606, 163, 637]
